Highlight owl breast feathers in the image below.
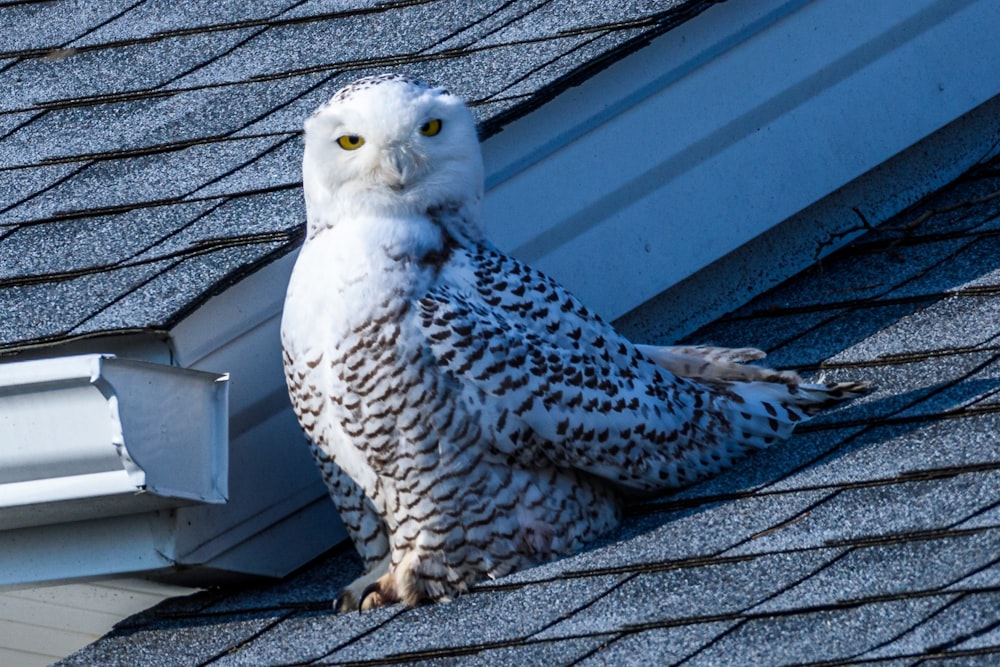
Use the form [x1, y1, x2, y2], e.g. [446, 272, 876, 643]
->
[280, 73, 867, 611]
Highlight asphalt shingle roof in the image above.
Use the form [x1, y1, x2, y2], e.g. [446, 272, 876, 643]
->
[57, 155, 1000, 665]
[0, 0, 714, 353]
[7, 1, 1000, 664]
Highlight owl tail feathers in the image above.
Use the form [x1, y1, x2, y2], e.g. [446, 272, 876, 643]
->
[723, 377, 869, 450]
[635, 343, 868, 448]
[636, 344, 803, 384]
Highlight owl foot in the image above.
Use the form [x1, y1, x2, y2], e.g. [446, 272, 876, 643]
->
[359, 579, 398, 611]
[333, 554, 391, 613]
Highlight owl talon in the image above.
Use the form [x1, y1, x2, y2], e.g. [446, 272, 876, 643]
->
[333, 590, 352, 613]
[359, 581, 381, 613]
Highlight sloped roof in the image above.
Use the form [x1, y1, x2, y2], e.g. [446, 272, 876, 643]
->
[0, 0, 714, 354]
[58, 154, 1000, 666]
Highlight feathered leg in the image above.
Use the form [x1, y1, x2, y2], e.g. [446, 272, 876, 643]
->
[310, 447, 393, 612]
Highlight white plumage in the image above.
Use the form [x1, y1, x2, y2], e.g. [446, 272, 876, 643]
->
[281, 74, 866, 611]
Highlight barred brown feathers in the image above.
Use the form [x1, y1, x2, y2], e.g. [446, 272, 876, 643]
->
[280, 75, 867, 611]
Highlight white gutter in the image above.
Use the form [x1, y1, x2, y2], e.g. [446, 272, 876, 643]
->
[0, 354, 228, 532]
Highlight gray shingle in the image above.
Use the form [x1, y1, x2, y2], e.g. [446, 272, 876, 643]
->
[763, 301, 924, 369]
[953, 620, 1000, 653]
[279, 0, 404, 20]
[366, 637, 610, 667]
[754, 530, 1000, 614]
[168, 1, 494, 90]
[0, 200, 214, 279]
[533, 549, 839, 639]
[422, 636, 608, 667]
[231, 72, 348, 137]
[0, 260, 171, 347]
[685, 596, 953, 667]
[0, 28, 260, 112]
[719, 233, 994, 322]
[827, 294, 1000, 363]
[0, 78, 314, 169]
[891, 355, 1000, 418]
[803, 349, 998, 427]
[131, 189, 303, 264]
[208, 607, 404, 666]
[431, 0, 551, 53]
[905, 658, 995, 667]
[419, 33, 600, 107]
[70, 242, 287, 337]
[887, 234, 1000, 299]
[576, 621, 737, 667]
[54, 611, 286, 667]
[0, 162, 83, 213]
[763, 412, 1000, 494]
[947, 558, 1000, 591]
[489, 28, 651, 101]
[473, 0, 682, 48]
[956, 501, 1000, 531]
[731, 473, 1000, 556]
[2, 136, 283, 224]
[0, 109, 37, 139]
[0, 101, 162, 169]
[190, 135, 302, 198]
[861, 592, 1000, 660]
[0, 0, 128, 54]
[324, 574, 625, 663]
[70, 0, 300, 48]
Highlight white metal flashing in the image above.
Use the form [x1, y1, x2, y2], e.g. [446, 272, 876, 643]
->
[0, 354, 228, 533]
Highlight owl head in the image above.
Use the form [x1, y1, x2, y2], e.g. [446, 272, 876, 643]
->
[302, 74, 484, 240]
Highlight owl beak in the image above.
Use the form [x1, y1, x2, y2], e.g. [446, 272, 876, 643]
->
[380, 145, 421, 191]
[381, 148, 408, 191]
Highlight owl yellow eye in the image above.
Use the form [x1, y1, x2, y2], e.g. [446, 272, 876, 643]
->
[418, 119, 442, 137]
[337, 134, 365, 150]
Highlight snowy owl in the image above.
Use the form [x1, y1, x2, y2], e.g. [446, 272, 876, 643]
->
[281, 73, 866, 611]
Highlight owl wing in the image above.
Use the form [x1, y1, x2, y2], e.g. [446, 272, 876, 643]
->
[417, 244, 711, 492]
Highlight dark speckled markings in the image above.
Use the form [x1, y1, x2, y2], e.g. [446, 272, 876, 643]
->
[324, 73, 449, 108]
